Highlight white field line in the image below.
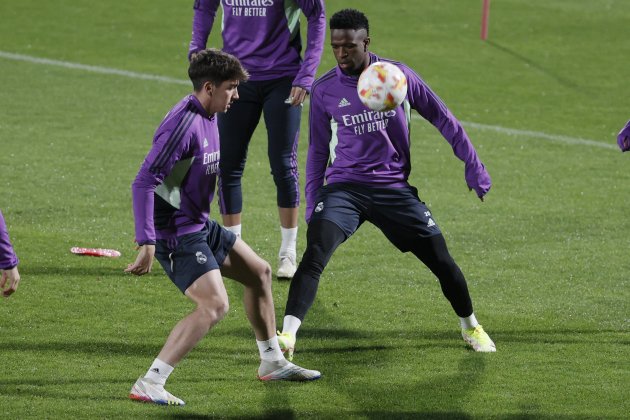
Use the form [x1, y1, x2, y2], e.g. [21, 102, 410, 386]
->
[457, 120, 616, 150]
[1, 50, 616, 150]
[0, 50, 189, 86]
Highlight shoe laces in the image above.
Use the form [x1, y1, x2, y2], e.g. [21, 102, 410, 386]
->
[280, 255, 295, 264]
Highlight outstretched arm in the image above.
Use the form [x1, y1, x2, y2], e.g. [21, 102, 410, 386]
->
[405, 67, 491, 200]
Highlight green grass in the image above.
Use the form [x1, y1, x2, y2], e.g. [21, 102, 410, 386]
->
[1, 0, 628, 418]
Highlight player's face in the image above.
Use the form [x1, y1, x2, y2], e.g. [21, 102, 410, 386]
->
[208, 79, 240, 114]
[330, 28, 370, 76]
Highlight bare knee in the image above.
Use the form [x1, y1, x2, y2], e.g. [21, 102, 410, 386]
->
[257, 261, 272, 289]
[197, 297, 230, 323]
[246, 260, 272, 292]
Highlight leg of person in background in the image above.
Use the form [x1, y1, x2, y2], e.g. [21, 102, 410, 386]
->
[262, 77, 302, 279]
[217, 80, 263, 239]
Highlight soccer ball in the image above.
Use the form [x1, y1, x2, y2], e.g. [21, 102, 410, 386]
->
[357, 61, 408, 111]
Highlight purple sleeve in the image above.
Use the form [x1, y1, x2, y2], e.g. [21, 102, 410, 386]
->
[0, 210, 19, 270]
[304, 85, 332, 222]
[617, 120, 630, 152]
[188, 0, 221, 61]
[405, 67, 491, 198]
[132, 130, 191, 244]
[292, 0, 326, 90]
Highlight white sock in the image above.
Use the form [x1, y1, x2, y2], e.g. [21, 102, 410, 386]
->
[279, 226, 297, 258]
[144, 358, 174, 386]
[224, 224, 242, 238]
[256, 336, 285, 362]
[282, 315, 302, 337]
[460, 313, 479, 330]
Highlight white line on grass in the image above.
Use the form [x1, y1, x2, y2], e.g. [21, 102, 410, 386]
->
[457, 120, 616, 150]
[1, 50, 616, 150]
[0, 50, 189, 86]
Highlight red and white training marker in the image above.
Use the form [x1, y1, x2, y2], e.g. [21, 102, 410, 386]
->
[481, 0, 491, 41]
[70, 247, 122, 258]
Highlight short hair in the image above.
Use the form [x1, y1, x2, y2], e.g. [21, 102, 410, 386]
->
[329, 9, 369, 35]
[188, 48, 249, 91]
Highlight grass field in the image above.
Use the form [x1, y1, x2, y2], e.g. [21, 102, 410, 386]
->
[1, 0, 629, 418]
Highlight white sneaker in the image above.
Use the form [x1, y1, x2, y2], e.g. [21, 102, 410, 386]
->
[277, 255, 297, 279]
[129, 377, 185, 406]
[258, 359, 321, 381]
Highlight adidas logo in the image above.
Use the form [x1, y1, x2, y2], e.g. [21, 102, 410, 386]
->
[203, 138, 208, 148]
[427, 218, 436, 228]
[338, 98, 351, 108]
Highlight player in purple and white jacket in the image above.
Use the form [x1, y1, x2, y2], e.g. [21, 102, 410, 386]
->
[618, 120, 630, 152]
[189, 0, 326, 279]
[126, 50, 320, 407]
[277, 9, 496, 360]
[0, 210, 20, 298]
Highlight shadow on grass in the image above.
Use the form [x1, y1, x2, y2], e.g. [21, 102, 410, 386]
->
[0, 377, 131, 403]
[1, 327, 623, 358]
[23, 265, 130, 277]
[159, 412, 614, 419]
[0, 339, 160, 355]
[161, 410, 297, 420]
[486, 40, 580, 91]
[244, 300, 487, 418]
[490, 329, 628, 345]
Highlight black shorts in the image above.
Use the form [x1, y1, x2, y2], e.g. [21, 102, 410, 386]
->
[309, 183, 441, 252]
[155, 220, 237, 293]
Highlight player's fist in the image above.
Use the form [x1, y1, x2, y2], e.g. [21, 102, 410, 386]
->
[125, 244, 155, 276]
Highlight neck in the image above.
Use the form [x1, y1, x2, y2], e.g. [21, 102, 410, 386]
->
[193, 91, 213, 115]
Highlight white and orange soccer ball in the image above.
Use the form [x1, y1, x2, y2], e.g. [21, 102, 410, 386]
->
[357, 61, 408, 112]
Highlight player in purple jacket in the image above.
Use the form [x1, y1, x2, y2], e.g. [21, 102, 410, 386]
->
[618, 120, 630, 152]
[126, 49, 320, 407]
[189, 0, 326, 279]
[0, 210, 20, 298]
[277, 9, 496, 360]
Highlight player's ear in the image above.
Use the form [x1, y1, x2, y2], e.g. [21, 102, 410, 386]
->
[363, 37, 370, 52]
[204, 81, 214, 96]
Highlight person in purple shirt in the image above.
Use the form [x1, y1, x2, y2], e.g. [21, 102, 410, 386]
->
[0, 210, 20, 298]
[618, 120, 630, 152]
[189, 0, 326, 279]
[125, 49, 320, 407]
[276, 9, 496, 361]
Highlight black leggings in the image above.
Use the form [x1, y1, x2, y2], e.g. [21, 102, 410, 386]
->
[285, 219, 474, 320]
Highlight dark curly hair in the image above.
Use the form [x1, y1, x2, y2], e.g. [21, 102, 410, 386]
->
[329, 9, 369, 35]
[188, 48, 249, 91]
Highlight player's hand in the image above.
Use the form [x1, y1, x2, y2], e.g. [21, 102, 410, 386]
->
[286, 86, 308, 107]
[469, 187, 485, 202]
[465, 164, 491, 202]
[125, 244, 155, 276]
[619, 135, 630, 152]
[1, 267, 20, 298]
